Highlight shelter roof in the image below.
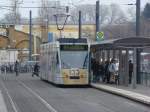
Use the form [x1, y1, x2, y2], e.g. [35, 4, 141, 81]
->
[91, 37, 150, 49]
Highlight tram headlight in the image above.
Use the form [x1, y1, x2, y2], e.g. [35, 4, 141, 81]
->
[75, 70, 79, 76]
[70, 70, 74, 76]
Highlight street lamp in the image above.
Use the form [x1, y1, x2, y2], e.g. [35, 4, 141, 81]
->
[54, 13, 70, 38]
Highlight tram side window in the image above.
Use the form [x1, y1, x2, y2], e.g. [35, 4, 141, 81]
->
[56, 53, 60, 73]
[56, 53, 59, 65]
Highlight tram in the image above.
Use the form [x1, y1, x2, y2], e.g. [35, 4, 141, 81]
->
[40, 38, 90, 85]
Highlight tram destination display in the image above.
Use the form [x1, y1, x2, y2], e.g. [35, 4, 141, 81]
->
[60, 45, 88, 51]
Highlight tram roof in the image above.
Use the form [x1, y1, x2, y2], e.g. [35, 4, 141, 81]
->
[91, 37, 150, 49]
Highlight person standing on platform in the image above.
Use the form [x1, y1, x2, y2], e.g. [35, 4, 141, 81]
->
[129, 60, 133, 84]
[109, 59, 118, 83]
[104, 60, 110, 83]
[98, 61, 105, 82]
[92, 59, 98, 83]
[95, 60, 100, 82]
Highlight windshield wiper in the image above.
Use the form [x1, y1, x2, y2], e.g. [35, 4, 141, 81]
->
[83, 54, 88, 69]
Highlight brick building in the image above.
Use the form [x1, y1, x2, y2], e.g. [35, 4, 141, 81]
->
[0, 25, 41, 61]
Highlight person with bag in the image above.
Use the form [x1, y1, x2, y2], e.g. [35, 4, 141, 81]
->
[108, 59, 118, 83]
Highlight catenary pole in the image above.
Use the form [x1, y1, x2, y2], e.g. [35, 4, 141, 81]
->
[136, 0, 140, 36]
[79, 11, 82, 39]
[29, 10, 32, 61]
[95, 0, 100, 41]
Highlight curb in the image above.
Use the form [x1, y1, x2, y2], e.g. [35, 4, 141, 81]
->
[91, 83, 150, 106]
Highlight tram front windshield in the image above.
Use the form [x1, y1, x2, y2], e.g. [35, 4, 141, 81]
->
[61, 51, 88, 69]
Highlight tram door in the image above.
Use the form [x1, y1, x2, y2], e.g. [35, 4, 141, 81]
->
[119, 50, 129, 86]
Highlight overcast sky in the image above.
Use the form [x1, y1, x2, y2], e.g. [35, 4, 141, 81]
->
[0, 0, 150, 19]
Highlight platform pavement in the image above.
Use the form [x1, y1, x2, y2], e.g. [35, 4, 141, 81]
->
[0, 91, 8, 112]
[91, 83, 150, 106]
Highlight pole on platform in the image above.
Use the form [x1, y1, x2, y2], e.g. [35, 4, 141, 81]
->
[79, 11, 82, 39]
[95, 0, 100, 40]
[29, 10, 32, 61]
[125, 49, 129, 86]
[132, 48, 137, 89]
[119, 50, 123, 85]
[136, 0, 141, 84]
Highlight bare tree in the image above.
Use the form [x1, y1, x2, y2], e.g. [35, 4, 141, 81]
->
[127, 7, 136, 22]
[38, 0, 49, 25]
[70, 4, 110, 24]
[107, 4, 126, 24]
[70, 5, 85, 23]
[102, 23, 136, 39]
[140, 18, 150, 37]
[100, 5, 110, 24]
[38, 0, 63, 25]
[69, 3, 128, 41]
[10, 0, 21, 24]
[70, 4, 127, 25]
[0, 0, 21, 24]
[2, 12, 21, 24]
[141, 3, 150, 37]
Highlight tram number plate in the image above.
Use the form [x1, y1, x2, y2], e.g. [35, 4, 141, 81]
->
[70, 76, 80, 79]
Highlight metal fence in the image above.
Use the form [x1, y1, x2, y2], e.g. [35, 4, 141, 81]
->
[0, 63, 34, 74]
[140, 72, 150, 87]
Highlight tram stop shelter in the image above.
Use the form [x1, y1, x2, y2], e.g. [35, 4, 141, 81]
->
[90, 37, 150, 88]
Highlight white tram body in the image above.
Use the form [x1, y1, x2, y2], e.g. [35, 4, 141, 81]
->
[40, 38, 90, 85]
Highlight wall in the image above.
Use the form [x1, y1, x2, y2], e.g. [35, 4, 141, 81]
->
[0, 50, 18, 64]
[20, 24, 96, 41]
[0, 35, 8, 48]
